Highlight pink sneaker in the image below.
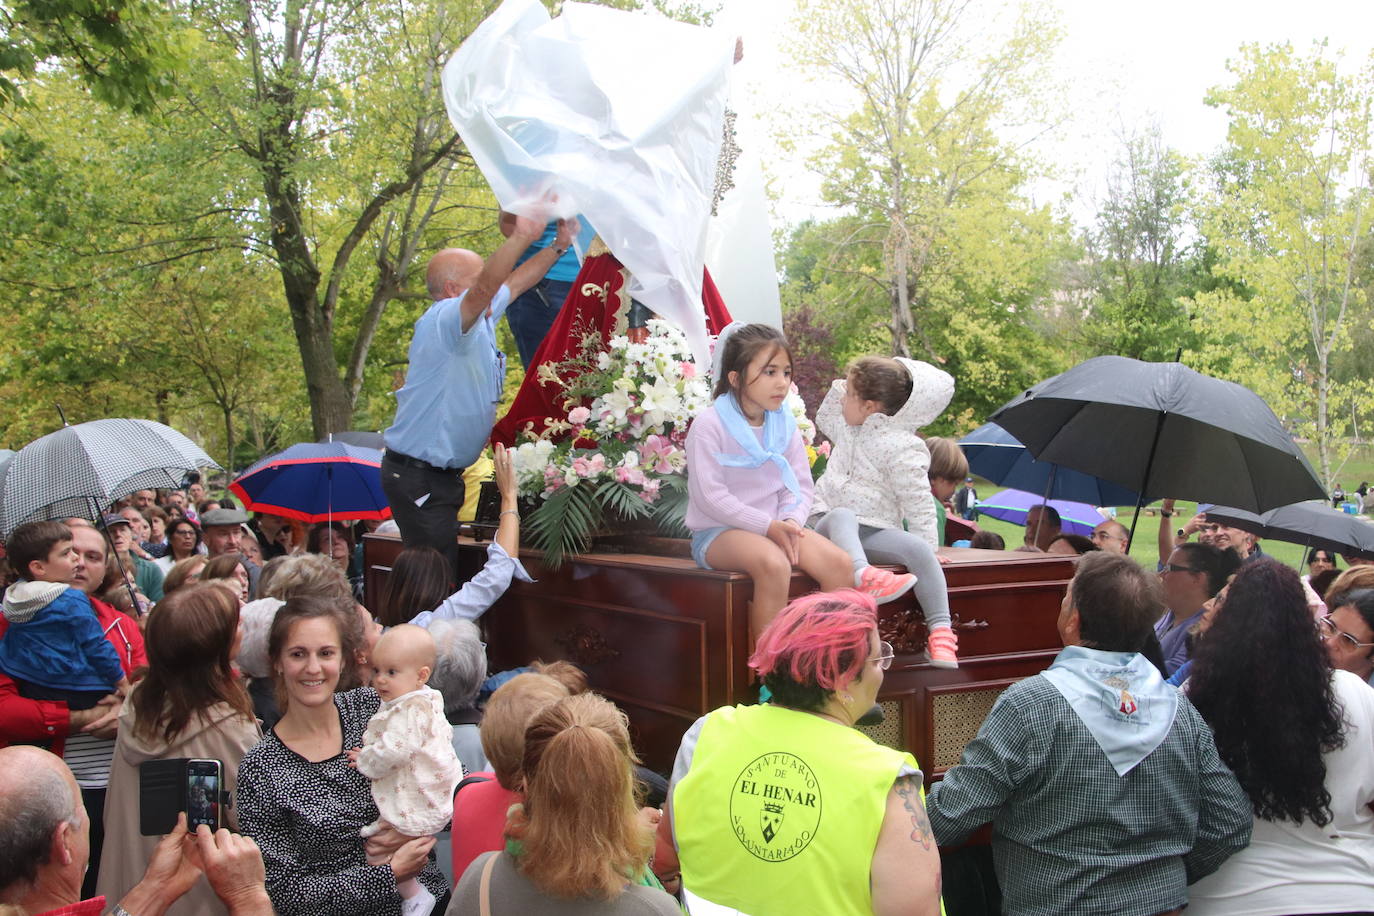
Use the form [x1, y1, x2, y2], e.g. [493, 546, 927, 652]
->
[857, 566, 917, 605]
[926, 625, 959, 669]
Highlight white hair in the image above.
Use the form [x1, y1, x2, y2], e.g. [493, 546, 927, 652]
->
[426, 619, 487, 717]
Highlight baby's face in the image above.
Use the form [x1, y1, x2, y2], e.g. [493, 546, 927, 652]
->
[369, 640, 429, 701]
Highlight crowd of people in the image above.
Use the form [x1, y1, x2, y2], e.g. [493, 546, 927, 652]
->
[2, 214, 1373, 916]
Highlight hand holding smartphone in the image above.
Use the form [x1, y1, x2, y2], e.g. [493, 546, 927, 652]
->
[140, 758, 224, 836]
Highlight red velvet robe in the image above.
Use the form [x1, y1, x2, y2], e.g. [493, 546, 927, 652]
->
[492, 250, 733, 446]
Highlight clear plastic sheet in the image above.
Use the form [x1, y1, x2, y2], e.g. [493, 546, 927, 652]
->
[441, 0, 735, 367]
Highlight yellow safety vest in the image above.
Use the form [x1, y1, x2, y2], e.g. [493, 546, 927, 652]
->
[673, 704, 917, 916]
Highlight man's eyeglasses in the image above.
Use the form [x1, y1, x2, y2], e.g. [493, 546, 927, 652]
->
[870, 640, 894, 670]
[1163, 564, 1200, 574]
[1318, 615, 1374, 650]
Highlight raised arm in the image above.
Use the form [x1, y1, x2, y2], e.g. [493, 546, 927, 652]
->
[871, 773, 943, 916]
[460, 214, 545, 332]
[504, 216, 580, 302]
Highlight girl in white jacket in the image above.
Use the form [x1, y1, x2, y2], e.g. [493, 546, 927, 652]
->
[811, 357, 960, 668]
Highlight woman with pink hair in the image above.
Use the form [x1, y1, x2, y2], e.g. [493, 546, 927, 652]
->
[664, 590, 942, 916]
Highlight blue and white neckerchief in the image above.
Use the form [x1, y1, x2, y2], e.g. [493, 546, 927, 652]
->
[1041, 645, 1179, 776]
[712, 392, 802, 513]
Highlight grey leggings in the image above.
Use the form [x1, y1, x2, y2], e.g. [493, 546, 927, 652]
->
[812, 508, 952, 629]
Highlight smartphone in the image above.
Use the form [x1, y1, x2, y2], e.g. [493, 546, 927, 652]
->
[185, 759, 223, 831]
[140, 757, 223, 835]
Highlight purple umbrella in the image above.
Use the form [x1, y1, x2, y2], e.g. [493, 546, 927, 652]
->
[975, 489, 1108, 538]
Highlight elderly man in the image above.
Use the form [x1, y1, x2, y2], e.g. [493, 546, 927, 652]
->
[102, 513, 163, 603]
[1022, 504, 1062, 552]
[1211, 523, 1262, 562]
[382, 212, 579, 571]
[1156, 543, 1238, 677]
[130, 490, 157, 511]
[0, 745, 271, 915]
[1090, 519, 1130, 554]
[201, 507, 260, 597]
[928, 551, 1251, 916]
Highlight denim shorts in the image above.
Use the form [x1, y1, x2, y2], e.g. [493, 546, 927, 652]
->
[691, 526, 729, 569]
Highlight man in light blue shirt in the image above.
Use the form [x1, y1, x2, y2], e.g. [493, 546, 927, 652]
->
[382, 213, 580, 570]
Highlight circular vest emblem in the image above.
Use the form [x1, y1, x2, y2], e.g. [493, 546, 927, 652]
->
[730, 752, 822, 861]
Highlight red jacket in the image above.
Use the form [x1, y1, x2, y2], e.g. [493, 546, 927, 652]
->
[0, 596, 146, 753]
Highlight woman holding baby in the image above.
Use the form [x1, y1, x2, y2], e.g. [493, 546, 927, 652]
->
[236, 595, 454, 916]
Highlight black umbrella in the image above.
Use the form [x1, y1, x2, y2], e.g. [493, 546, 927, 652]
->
[990, 356, 1325, 543]
[1203, 501, 1374, 558]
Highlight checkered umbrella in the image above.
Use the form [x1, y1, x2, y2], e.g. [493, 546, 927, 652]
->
[0, 419, 219, 537]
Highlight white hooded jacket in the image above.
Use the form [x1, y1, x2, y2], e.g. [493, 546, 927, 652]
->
[811, 358, 955, 549]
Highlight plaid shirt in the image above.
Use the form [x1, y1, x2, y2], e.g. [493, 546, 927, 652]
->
[928, 674, 1251, 916]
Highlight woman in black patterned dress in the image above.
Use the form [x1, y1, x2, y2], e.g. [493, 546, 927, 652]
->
[236, 595, 448, 915]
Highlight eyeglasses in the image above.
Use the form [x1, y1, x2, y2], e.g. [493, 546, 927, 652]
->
[1163, 564, 1200, 574]
[870, 640, 894, 670]
[1318, 615, 1374, 650]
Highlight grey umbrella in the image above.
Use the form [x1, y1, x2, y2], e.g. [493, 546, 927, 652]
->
[1203, 501, 1374, 558]
[0, 418, 220, 537]
[990, 356, 1325, 542]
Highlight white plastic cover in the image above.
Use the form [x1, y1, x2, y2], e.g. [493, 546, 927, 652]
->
[441, 0, 735, 367]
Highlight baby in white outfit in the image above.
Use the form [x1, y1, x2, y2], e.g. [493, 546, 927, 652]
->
[347, 624, 463, 916]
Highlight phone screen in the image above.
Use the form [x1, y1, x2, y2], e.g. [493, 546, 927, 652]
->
[186, 760, 221, 830]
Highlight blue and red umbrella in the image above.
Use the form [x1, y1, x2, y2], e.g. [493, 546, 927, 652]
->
[230, 441, 390, 523]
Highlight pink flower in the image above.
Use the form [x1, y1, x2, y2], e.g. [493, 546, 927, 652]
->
[641, 479, 661, 503]
[816, 441, 832, 457]
[568, 406, 591, 426]
[614, 466, 647, 486]
[679, 361, 697, 379]
[639, 434, 677, 474]
[543, 465, 564, 491]
[571, 456, 591, 478]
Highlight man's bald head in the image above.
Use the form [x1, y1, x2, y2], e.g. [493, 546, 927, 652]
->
[1091, 520, 1130, 554]
[0, 746, 84, 897]
[426, 248, 483, 300]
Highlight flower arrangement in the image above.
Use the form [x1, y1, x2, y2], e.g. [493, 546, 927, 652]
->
[511, 318, 815, 565]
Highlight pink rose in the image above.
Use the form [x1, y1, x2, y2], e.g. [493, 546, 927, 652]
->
[816, 441, 832, 457]
[568, 406, 591, 426]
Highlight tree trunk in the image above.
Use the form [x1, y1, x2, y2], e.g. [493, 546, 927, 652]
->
[1317, 348, 1331, 489]
[223, 405, 236, 478]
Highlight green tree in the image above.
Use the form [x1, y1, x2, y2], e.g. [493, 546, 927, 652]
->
[1078, 125, 1201, 361]
[0, 0, 181, 111]
[1188, 42, 1374, 486]
[787, 0, 1064, 362]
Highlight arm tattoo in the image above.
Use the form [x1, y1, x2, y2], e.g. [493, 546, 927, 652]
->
[895, 775, 935, 851]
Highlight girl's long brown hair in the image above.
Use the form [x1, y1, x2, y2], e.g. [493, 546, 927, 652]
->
[132, 583, 253, 743]
[507, 693, 652, 900]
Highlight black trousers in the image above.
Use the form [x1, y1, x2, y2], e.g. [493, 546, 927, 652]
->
[380, 455, 466, 574]
[81, 785, 106, 899]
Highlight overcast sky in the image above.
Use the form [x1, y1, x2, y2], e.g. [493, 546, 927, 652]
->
[718, 0, 1374, 229]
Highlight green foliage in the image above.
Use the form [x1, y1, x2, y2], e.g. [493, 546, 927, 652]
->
[0, 0, 182, 112]
[1188, 41, 1374, 487]
[779, 0, 1074, 433]
[1077, 126, 1203, 362]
